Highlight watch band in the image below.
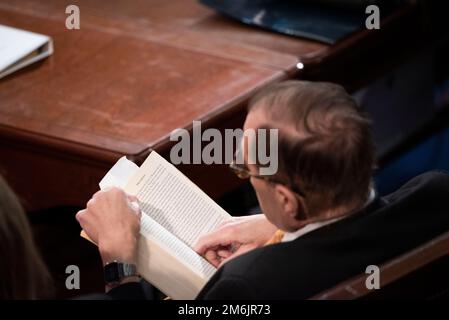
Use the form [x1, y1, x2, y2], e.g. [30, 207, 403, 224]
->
[104, 261, 139, 285]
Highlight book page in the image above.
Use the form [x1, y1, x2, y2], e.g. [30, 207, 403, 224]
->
[125, 151, 231, 249]
[99, 156, 139, 190]
[91, 151, 230, 298]
[137, 230, 211, 299]
[140, 214, 215, 279]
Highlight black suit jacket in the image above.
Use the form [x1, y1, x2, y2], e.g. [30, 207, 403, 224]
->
[107, 171, 449, 300]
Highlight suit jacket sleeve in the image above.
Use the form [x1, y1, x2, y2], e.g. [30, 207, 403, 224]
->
[196, 271, 256, 300]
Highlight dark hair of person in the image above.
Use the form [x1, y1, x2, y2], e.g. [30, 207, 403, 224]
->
[248, 80, 375, 217]
[0, 175, 51, 299]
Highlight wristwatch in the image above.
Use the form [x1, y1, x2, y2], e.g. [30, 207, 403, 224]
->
[104, 261, 139, 285]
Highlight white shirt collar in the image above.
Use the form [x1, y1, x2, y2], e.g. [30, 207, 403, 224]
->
[282, 188, 376, 242]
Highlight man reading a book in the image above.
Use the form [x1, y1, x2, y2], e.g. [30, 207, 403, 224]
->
[76, 80, 449, 299]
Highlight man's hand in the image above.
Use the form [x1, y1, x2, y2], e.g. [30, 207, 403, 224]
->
[194, 214, 277, 268]
[76, 187, 141, 265]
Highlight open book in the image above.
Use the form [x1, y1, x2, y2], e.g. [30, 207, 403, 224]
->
[0, 24, 53, 80]
[82, 151, 231, 299]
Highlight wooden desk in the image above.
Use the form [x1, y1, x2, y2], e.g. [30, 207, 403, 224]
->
[0, 1, 422, 211]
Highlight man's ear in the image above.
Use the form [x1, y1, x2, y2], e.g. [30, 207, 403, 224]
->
[273, 184, 299, 218]
[274, 184, 309, 224]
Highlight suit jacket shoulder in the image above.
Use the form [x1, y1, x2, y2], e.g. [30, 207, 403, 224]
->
[198, 171, 449, 300]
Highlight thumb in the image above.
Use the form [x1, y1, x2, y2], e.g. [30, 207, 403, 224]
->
[126, 194, 141, 214]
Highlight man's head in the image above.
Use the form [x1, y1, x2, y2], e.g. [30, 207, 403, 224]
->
[242, 80, 375, 232]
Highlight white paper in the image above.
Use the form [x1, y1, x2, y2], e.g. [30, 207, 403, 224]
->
[140, 214, 216, 278]
[0, 24, 53, 78]
[125, 152, 231, 248]
[99, 156, 139, 190]
[97, 151, 230, 298]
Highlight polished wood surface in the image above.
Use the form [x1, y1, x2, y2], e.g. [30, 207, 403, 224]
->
[0, 0, 325, 69]
[0, 7, 289, 158]
[0, 0, 322, 210]
[0, 0, 422, 211]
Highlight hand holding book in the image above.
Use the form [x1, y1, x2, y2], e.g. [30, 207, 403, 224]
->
[194, 215, 278, 267]
[76, 188, 141, 266]
[79, 151, 232, 299]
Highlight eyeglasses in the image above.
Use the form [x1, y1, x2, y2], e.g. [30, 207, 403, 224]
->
[229, 159, 306, 198]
